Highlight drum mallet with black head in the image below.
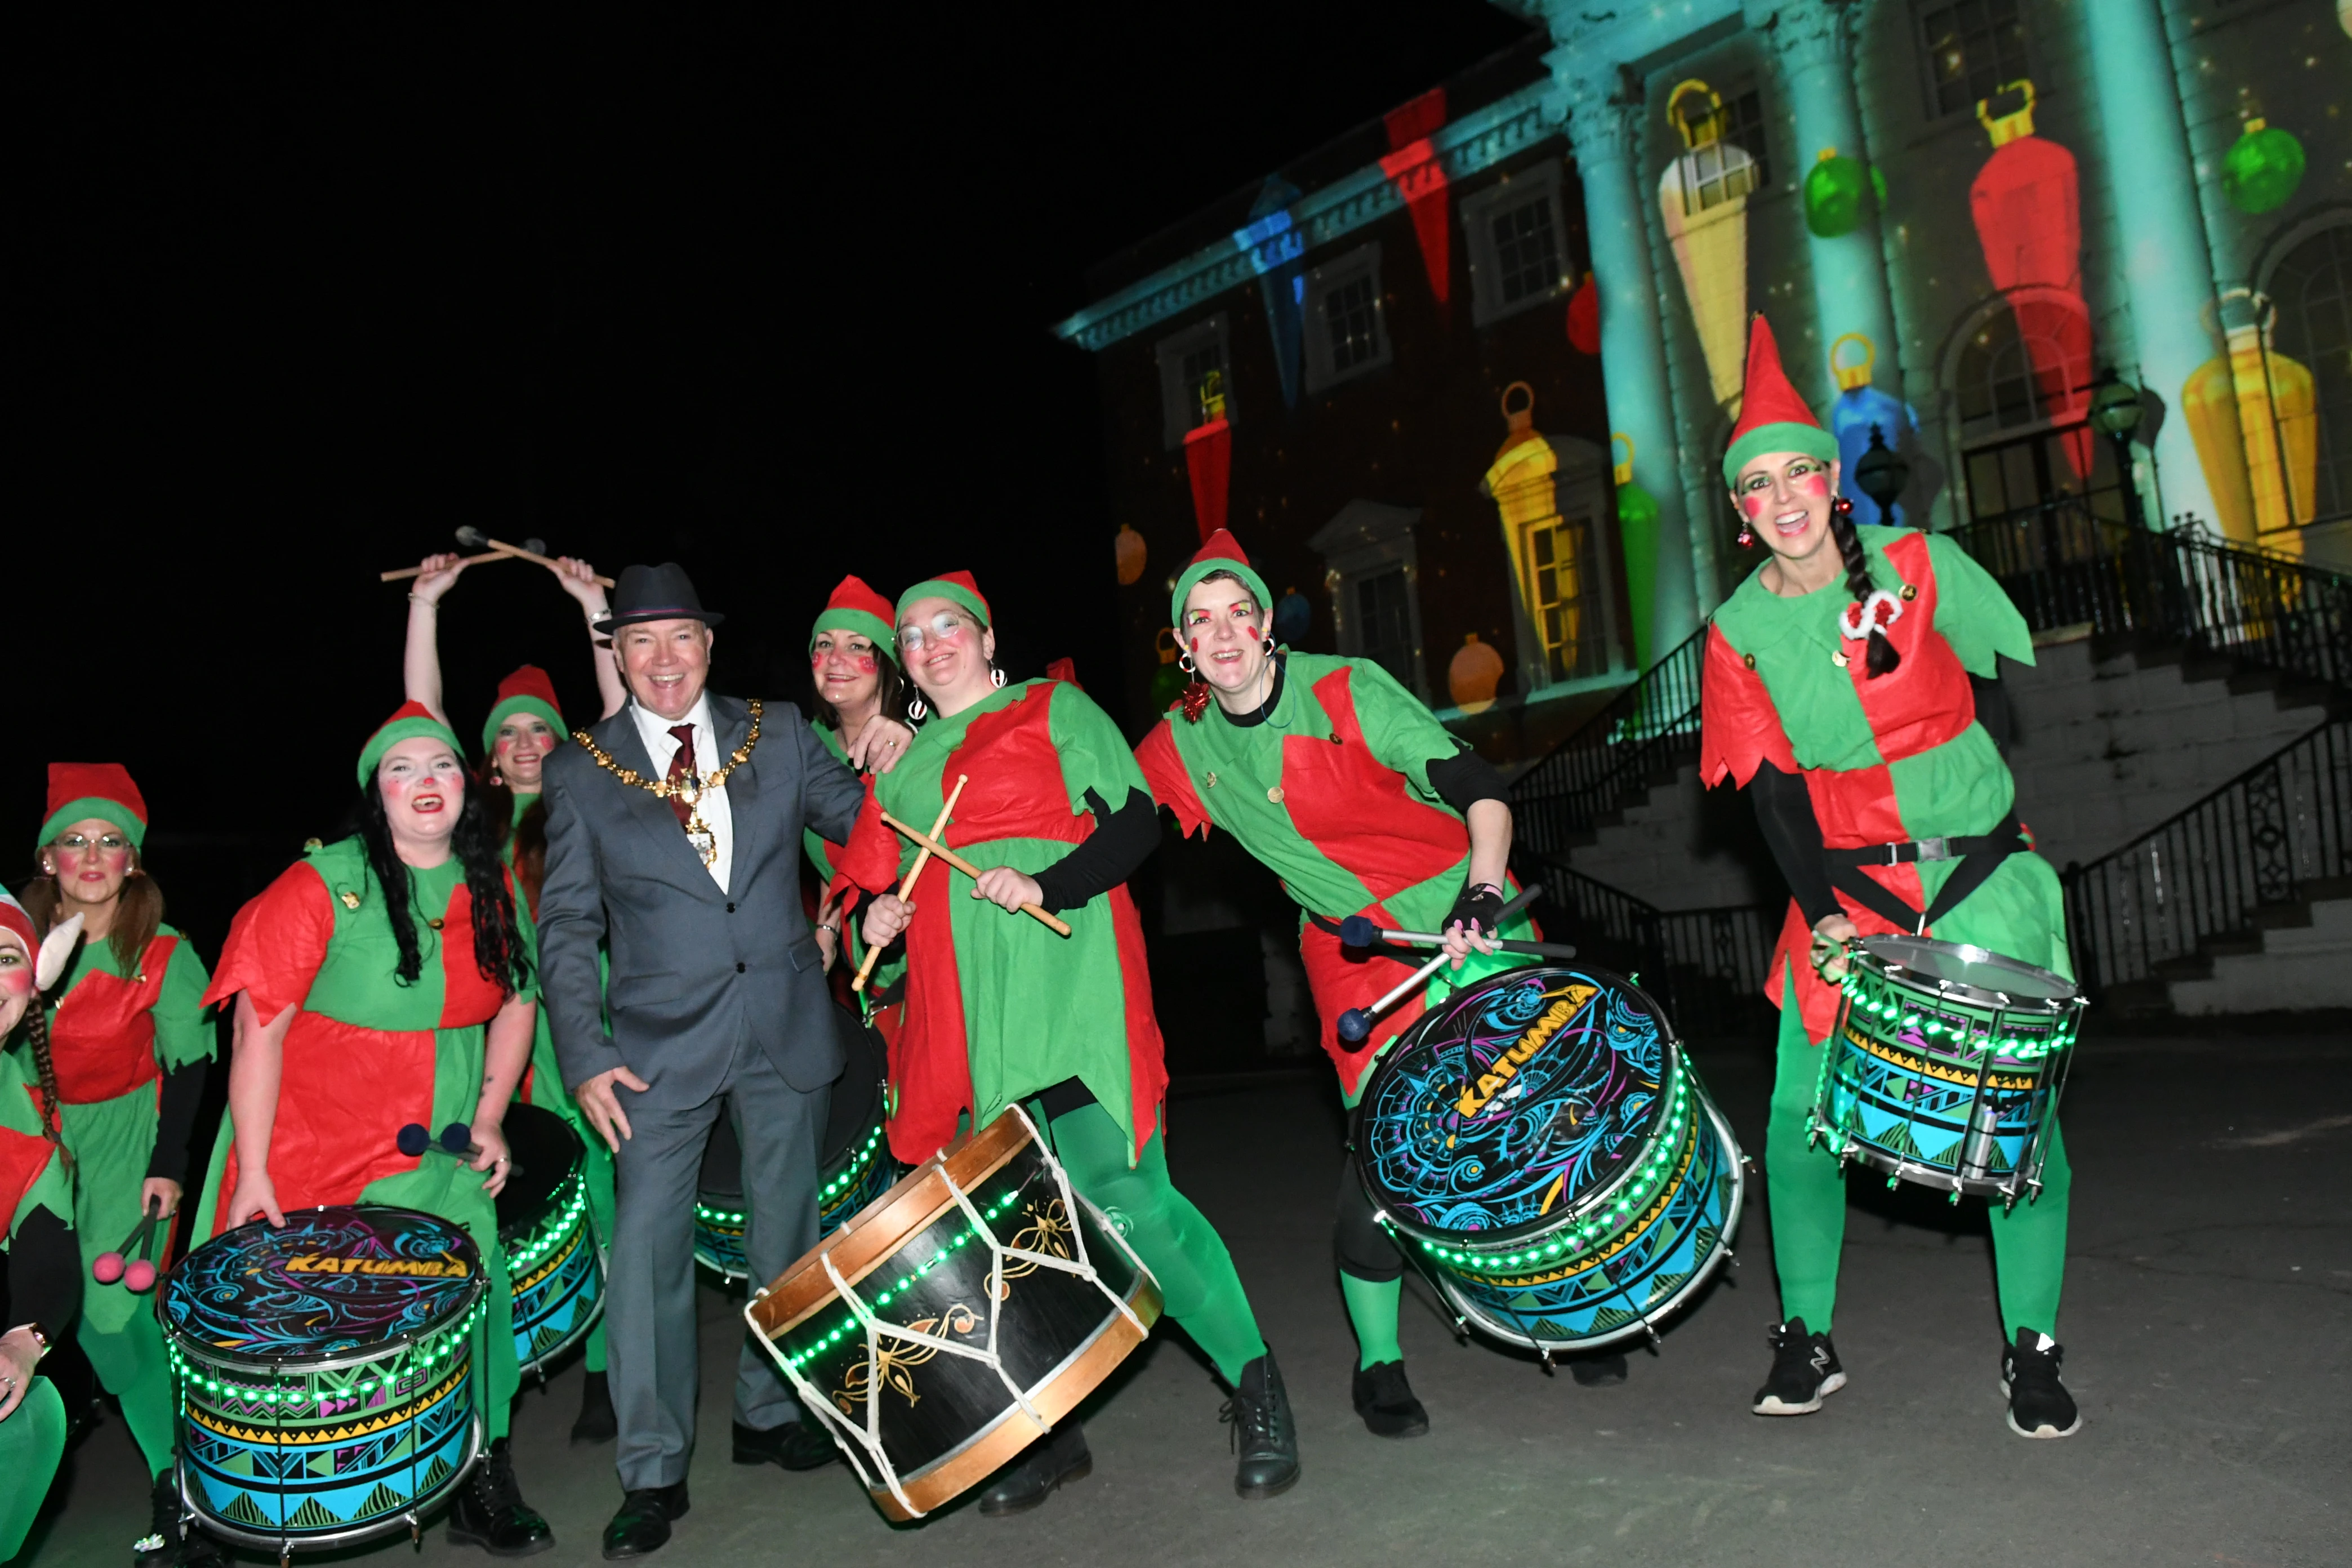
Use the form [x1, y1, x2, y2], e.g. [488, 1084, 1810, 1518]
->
[454, 526, 614, 586]
[398, 1121, 524, 1178]
[1335, 884, 1543, 1043]
[1337, 913, 1575, 960]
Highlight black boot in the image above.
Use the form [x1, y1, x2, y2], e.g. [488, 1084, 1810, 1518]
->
[2002, 1328, 2081, 1438]
[446, 1437, 555, 1557]
[977, 1422, 1092, 1517]
[572, 1370, 618, 1445]
[1222, 1349, 1300, 1499]
[136, 1472, 184, 1568]
[1351, 1360, 1429, 1438]
[732, 1418, 839, 1471]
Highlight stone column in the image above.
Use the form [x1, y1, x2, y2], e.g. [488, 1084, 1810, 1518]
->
[1757, 0, 1901, 404]
[1552, 57, 1703, 658]
[2081, 0, 2242, 536]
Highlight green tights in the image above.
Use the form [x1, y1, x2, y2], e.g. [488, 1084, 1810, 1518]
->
[0, 1378, 65, 1560]
[1044, 1103, 1268, 1385]
[1766, 986, 2072, 1339]
[78, 1306, 178, 1478]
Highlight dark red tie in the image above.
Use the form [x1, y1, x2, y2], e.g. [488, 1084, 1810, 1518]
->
[665, 724, 697, 826]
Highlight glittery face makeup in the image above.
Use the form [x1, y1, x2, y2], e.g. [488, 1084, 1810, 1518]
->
[377, 737, 467, 852]
[813, 631, 885, 712]
[1180, 580, 1268, 694]
[1731, 453, 1839, 566]
[494, 716, 558, 791]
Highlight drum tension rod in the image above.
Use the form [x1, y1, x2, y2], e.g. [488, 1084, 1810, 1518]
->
[1538, 1348, 1555, 1377]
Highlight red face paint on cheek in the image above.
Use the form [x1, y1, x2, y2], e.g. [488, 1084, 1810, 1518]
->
[0, 969, 29, 999]
[1740, 493, 1765, 519]
[1805, 474, 1828, 497]
[810, 652, 825, 671]
[857, 656, 877, 675]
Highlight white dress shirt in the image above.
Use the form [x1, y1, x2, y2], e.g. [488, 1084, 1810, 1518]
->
[630, 693, 734, 893]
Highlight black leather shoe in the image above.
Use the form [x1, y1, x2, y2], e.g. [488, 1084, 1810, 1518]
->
[733, 1418, 838, 1471]
[446, 1438, 555, 1556]
[1570, 1351, 1629, 1387]
[1351, 1360, 1429, 1438]
[978, 1423, 1092, 1517]
[1222, 1349, 1300, 1499]
[602, 1484, 688, 1561]
[572, 1370, 618, 1445]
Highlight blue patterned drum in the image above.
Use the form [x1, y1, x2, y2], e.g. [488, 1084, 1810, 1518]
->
[164, 1205, 488, 1550]
[1812, 936, 2083, 1204]
[496, 1102, 603, 1376]
[1356, 966, 1744, 1352]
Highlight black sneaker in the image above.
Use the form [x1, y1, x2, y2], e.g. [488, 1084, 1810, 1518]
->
[1222, 1349, 1300, 1499]
[1752, 1317, 1845, 1415]
[447, 1437, 555, 1556]
[2002, 1328, 2081, 1438]
[1351, 1361, 1429, 1438]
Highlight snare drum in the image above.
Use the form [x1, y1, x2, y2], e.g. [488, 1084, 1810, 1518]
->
[746, 1105, 1160, 1521]
[696, 1014, 896, 1280]
[1812, 936, 2083, 1203]
[496, 1102, 604, 1377]
[1357, 965, 1745, 1353]
[165, 1205, 487, 1551]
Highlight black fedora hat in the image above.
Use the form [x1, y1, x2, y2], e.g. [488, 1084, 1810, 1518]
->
[594, 563, 725, 632]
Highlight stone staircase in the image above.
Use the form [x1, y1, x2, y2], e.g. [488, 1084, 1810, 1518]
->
[2158, 877, 2352, 1015]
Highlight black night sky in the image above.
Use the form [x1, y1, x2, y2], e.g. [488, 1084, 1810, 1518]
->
[14, 5, 1533, 939]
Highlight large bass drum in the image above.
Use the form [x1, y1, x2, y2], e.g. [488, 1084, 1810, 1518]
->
[495, 1101, 603, 1377]
[1356, 965, 1744, 1353]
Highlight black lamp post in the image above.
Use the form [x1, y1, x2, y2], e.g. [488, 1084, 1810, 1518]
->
[1852, 424, 1909, 526]
[2088, 371, 2146, 530]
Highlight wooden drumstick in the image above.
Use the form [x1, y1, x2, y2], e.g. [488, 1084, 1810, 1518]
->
[380, 550, 515, 582]
[878, 812, 1074, 938]
[478, 534, 616, 587]
[853, 774, 969, 993]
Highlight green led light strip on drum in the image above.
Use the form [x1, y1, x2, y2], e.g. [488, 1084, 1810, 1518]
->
[1836, 973, 2078, 1061]
[778, 1189, 1023, 1371]
[1389, 1073, 1697, 1280]
[167, 1298, 492, 1404]
[700, 1126, 889, 1228]
[502, 1182, 591, 1272]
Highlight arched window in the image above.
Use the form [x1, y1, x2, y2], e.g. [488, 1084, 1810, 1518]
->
[2263, 221, 2349, 524]
[1948, 293, 2118, 527]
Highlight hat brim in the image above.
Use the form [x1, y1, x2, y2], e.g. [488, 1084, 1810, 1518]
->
[594, 607, 726, 632]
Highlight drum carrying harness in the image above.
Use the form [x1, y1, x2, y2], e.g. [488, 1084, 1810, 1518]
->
[1820, 812, 2028, 936]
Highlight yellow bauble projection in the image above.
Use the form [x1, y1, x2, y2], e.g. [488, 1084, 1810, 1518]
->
[2183, 302, 2318, 552]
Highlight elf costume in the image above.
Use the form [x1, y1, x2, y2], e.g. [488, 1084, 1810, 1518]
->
[1134, 529, 1534, 1432]
[0, 894, 81, 1562]
[832, 571, 1297, 1505]
[32, 764, 212, 1495]
[191, 705, 537, 1448]
[1703, 315, 2077, 1436]
[482, 663, 616, 1393]
[804, 576, 909, 1043]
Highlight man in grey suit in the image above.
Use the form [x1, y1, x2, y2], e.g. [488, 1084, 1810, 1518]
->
[537, 562, 910, 1559]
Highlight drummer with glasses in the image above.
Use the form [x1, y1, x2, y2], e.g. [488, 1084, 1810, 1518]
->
[1132, 529, 1561, 1441]
[1700, 315, 2079, 1439]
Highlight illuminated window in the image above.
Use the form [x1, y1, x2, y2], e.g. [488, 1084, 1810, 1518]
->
[1525, 519, 1596, 681]
[1153, 315, 1234, 451]
[1463, 160, 1574, 328]
[1917, 0, 2030, 121]
[1303, 243, 1392, 394]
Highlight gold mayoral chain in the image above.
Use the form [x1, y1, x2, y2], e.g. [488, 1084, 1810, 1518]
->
[572, 699, 763, 867]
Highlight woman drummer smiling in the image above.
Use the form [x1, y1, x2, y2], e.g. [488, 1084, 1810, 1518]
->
[1701, 315, 2080, 1439]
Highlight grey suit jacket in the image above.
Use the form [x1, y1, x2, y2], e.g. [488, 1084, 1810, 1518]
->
[538, 693, 865, 1106]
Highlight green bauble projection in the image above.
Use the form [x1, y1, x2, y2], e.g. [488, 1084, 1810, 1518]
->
[1803, 150, 1880, 239]
[2222, 119, 2304, 215]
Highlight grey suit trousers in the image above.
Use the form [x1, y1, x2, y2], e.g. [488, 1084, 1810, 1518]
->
[608, 1036, 826, 1490]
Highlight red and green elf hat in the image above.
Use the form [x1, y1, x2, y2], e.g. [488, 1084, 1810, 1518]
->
[357, 701, 466, 788]
[810, 576, 899, 662]
[37, 763, 149, 852]
[1168, 528, 1273, 630]
[896, 571, 991, 630]
[1721, 313, 1840, 488]
[481, 665, 567, 758]
[0, 887, 84, 990]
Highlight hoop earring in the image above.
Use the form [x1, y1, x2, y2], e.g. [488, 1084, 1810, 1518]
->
[907, 694, 927, 721]
[1262, 634, 1277, 657]
[1178, 652, 1196, 675]
[990, 664, 1007, 688]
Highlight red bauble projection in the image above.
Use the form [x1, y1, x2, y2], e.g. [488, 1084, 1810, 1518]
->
[1970, 82, 2093, 476]
[1565, 271, 1600, 355]
[1380, 88, 1451, 315]
[1183, 417, 1231, 544]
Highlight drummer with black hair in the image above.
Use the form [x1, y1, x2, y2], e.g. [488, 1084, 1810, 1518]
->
[1701, 314, 2078, 1438]
[1132, 529, 1560, 1440]
[191, 703, 558, 1553]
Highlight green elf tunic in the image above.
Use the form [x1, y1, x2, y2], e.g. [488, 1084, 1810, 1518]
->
[0, 1049, 74, 1561]
[43, 924, 211, 1477]
[192, 838, 533, 1439]
[1700, 525, 2073, 1339]
[1135, 652, 1534, 1105]
[831, 678, 1164, 1161]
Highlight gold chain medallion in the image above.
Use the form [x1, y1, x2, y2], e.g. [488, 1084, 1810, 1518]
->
[573, 700, 764, 867]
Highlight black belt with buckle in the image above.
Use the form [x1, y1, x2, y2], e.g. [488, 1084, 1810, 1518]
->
[1819, 814, 2028, 933]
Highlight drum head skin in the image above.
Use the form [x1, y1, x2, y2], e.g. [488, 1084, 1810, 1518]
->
[167, 1204, 480, 1361]
[1859, 936, 2076, 1005]
[1360, 968, 1669, 1244]
[495, 1101, 583, 1237]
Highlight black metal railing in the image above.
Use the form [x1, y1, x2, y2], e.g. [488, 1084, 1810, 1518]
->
[2063, 717, 2352, 997]
[1951, 501, 2352, 696]
[1519, 856, 1776, 1037]
[1509, 623, 1708, 856]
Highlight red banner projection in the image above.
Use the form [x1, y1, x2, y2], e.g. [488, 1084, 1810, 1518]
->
[1380, 88, 1450, 315]
[1183, 417, 1231, 544]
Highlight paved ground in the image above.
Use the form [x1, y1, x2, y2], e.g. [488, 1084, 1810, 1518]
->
[20, 1030, 2349, 1567]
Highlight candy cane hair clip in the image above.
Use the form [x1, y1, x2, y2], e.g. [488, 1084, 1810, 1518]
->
[1839, 589, 1905, 643]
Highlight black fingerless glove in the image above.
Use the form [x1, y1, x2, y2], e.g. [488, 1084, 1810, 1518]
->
[1445, 881, 1507, 937]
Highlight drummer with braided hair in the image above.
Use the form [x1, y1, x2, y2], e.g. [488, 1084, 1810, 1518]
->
[1701, 314, 2079, 1439]
[843, 571, 1299, 1513]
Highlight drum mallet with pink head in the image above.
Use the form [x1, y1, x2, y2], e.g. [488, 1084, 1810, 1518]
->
[1335, 884, 1543, 1043]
